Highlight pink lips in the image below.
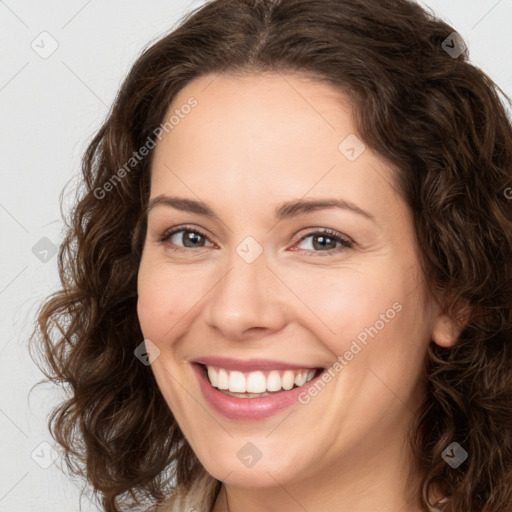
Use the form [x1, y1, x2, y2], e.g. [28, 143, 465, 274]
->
[191, 358, 323, 421]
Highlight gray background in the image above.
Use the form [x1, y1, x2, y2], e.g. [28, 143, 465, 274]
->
[1, 1, 511, 510]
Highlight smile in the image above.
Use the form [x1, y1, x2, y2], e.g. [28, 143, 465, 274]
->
[191, 357, 325, 420]
[205, 366, 318, 397]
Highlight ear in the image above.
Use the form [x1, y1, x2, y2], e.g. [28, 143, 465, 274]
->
[431, 301, 471, 348]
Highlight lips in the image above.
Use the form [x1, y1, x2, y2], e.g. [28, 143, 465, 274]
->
[191, 357, 325, 420]
[193, 356, 320, 372]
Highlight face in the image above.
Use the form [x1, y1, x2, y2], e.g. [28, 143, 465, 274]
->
[136, 72, 455, 500]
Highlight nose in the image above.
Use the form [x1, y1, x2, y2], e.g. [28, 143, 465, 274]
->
[202, 249, 289, 341]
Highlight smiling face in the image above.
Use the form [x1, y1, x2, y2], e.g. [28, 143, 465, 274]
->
[136, 72, 456, 509]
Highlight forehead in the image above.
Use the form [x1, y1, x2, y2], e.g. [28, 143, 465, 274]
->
[154, 71, 354, 166]
[149, 72, 401, 226]
[164, 71, 354, 156]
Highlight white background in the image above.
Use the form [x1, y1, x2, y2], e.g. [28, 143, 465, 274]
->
[1, 1, 511, 510]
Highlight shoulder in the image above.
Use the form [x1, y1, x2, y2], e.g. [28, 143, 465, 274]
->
[154, 470, 220, 512]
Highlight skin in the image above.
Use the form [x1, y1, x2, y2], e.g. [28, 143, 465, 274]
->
[136, 72, 459, 512]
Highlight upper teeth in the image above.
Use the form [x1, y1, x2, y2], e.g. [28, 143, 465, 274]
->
[206, 366, 317, 393]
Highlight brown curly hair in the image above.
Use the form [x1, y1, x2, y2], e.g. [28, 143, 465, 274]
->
[32, 0, 512, 510]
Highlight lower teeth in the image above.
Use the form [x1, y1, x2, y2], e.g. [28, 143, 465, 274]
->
[224, 391, 271, 398]
[221, 387, 298, 398]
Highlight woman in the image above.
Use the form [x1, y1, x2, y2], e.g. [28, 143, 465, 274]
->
[33, 0, 512, 511]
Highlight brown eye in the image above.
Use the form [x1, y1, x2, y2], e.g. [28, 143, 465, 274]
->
[296, 229, 353, 255]
[178, 230, 206, 247]
[159, 227, 215, 249]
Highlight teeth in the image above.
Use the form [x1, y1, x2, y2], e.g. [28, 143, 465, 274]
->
[229, 371, 246, 393]
[246, 371, 267, 393]
[282, 370, 295, 390]
[217, 368, 229, 390]
[207, 366, 218, 387]
[267, 370, 281, 392]
[294, 371, 307, 387]
[205, 366, 318, 394]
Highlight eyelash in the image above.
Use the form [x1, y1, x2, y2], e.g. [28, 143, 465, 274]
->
[157, 225, 353, 256]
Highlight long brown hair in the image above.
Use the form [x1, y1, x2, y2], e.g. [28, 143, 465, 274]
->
[32, 0, 512, 510]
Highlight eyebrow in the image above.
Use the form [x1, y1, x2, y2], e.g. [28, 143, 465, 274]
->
[146, 195, 375, 222]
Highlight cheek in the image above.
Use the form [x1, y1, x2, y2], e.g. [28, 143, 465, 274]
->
[137, 258, 173, 339]
[288, 265, 426, 361]
[136, 259, 213, 341]
[136, 267, 166, 339]
[288, 268, 389, 340]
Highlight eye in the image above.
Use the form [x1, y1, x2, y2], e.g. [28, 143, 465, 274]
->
[293, 229, 353, 256]
[158, 225, 215, 250]
[157, 226, 353, 255]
